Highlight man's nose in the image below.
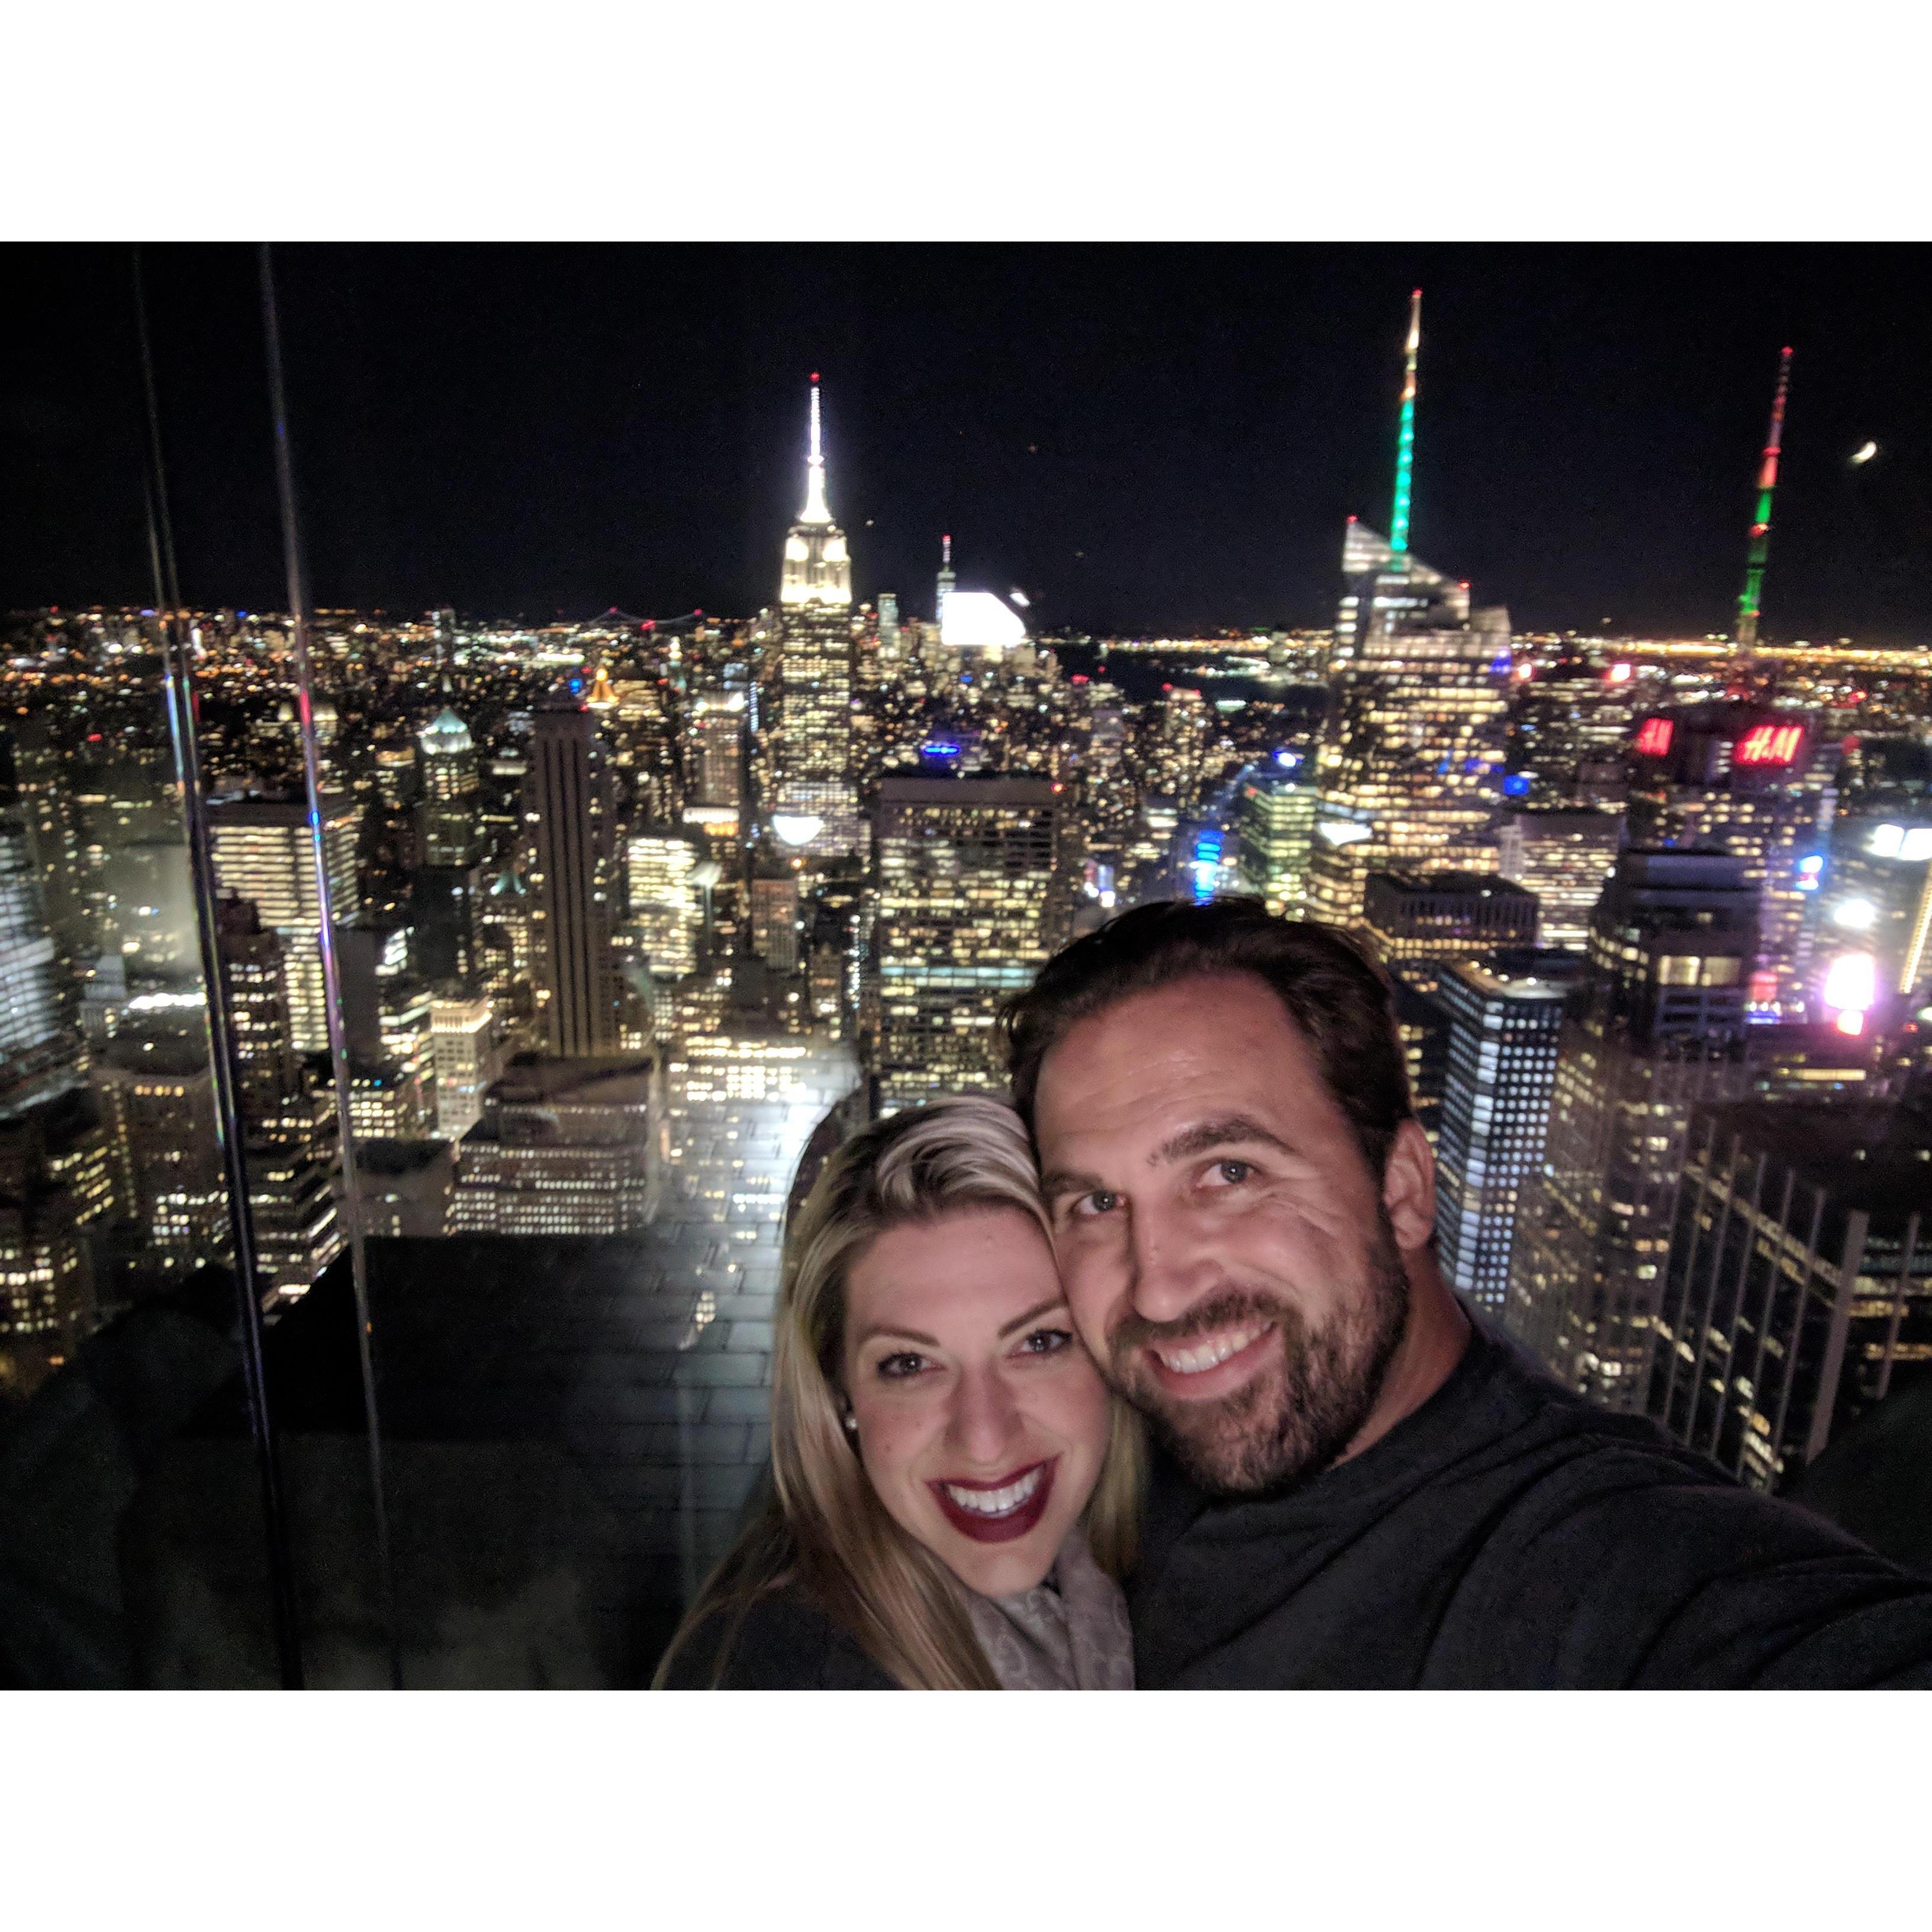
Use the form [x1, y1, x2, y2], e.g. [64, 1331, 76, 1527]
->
[1128, 1199, 1218, 1328]
[946, 1362, 1025, 1468]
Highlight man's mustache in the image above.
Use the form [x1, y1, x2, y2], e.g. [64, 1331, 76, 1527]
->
[1109, 1287, 1293, 1358]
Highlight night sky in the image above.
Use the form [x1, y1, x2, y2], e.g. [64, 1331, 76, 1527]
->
[7, 243, 1931, 643]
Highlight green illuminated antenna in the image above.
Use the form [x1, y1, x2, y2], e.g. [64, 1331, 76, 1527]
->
[1390, 288, 1422, 553]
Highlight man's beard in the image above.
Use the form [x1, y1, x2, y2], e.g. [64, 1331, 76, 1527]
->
[1107, 1213, 1412, 1496]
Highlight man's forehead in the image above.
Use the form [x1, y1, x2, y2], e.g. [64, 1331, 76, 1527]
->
[1034, 973, 1322, 1136]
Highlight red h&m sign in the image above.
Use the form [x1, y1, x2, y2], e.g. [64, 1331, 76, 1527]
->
[1633, 717, 1675, 757]
[1734, 722, 1804, 767]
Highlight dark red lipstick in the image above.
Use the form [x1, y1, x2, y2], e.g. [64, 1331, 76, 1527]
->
[927, 1457, 1057, 1544]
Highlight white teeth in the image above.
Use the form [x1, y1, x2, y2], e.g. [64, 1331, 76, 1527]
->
[944, 1466, 1044, 1516]
[1154, 1322, 1271, 1376]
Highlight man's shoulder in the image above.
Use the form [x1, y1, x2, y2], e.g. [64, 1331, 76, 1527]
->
[658, 1592, 901, 1690]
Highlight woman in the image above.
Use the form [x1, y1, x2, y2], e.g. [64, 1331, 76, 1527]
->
[653, 1095, 1142, 1689]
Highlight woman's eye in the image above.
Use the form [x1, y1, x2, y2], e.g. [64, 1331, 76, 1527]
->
[1016, 1328, 1073, 1357]
[876, 1352, 927, 1380]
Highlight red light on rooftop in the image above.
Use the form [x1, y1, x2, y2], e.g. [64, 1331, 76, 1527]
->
[1735, 722, 1804, 767]
[1633, 717, 1675, 758]
[810, 372, 820, 382]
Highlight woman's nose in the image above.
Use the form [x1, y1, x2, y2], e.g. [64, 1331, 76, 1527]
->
[945, 1364, 1023, 1467]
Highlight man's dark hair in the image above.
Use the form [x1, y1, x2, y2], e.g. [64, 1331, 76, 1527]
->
[1002, 897, 1415, 1178]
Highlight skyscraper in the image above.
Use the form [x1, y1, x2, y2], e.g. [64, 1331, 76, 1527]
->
[1506, 851, 1760, 1407]
[0, 806, 69, 1108]
[523, 696, 619, 1057]
[935, 533, 956, 631]
[1308, 294, 1511, 929]
[770, 378, 861, 860]
[417, 704, 482, 868]
[207, 794, 362, 1055]
[1233, 762, 1319, 915]
[1734, 347, 1794, 651]
[430, 995, 496, 1142]
[1433, 957, 1586, 1312]
[865, 775, 1062, 1113]
[1358, 870, 1540, 994]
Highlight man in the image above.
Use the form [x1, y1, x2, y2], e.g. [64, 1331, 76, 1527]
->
[1004, 899, 1932, 1687]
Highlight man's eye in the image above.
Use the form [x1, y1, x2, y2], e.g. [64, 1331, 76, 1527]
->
[1210, 1160, 1254, 1186]
[876, 1352, 928, 1380]
[1016, 1328, 1073, 1357]
[1075, 1190, 1120, 1218]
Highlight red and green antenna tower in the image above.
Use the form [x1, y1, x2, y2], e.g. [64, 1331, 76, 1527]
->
[1734, 346, 1794, 650]
[1389, 288, 1422, 553]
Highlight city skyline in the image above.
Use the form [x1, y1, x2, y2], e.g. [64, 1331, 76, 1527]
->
[8, 243, 1932, 644]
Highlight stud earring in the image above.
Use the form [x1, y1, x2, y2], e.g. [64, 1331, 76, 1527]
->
[842, 1411, 858, 1434]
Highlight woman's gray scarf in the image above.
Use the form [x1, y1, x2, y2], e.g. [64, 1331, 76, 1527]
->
[962, 1531, 1135, 1690]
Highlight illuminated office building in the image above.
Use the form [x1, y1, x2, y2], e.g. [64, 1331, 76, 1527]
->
[935, 534, 956, 631]
[1311, 292, 1511, 926]
[1648, 1095, 1932, 1495]
[1505, 655, 1639, 808]
[208, 794, 361, 1054]
[626, 835, 701, 980]
[1816, 812, 1932, 1007]
[686, 694, 745, 811]
[431, 996, 497, 1142]
[1433, 957, 1586, 1311]
[1233, 762, 1319, 915]
[523, 696, 619, 1057]
[1358, 871, 1538, 994]
[94, 1030, 225, 1268]
[1506, 851, 1759, 1409]
[417, 705, 483, 868]
[1495, 809, 1622, 951]
[866, 775, 1062, 1113]
[447, 1052, 662, 1236]
[1627, 703, 1833, 1017]
[0, 809, 69, 1106]
[751, 873, 801, 973]
[610, 678, 683, 827]
[771, 378, 861, 860]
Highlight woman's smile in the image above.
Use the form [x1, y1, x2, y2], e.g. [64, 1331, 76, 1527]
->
[928, 1457, 1058, 1543]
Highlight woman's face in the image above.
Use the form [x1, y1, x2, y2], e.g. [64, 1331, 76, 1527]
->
[841, 1206, 1112, 1598]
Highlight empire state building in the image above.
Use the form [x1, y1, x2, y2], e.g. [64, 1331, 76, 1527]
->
[770, 376, 862, 860]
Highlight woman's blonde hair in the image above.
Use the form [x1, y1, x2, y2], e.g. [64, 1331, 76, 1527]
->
[652, 1093, 1144, 1690]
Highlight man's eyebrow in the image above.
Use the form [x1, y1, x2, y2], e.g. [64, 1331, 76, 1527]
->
[1154, 1116, 1298, 1165]
[997, 1297, 1067, 1339]
[1039, 1166, 1108, 1203]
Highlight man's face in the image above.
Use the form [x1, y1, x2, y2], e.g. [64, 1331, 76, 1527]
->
[1033, 970, 1423, 1495]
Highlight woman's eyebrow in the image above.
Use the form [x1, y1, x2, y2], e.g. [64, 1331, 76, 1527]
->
[997, 1297, 1068, 1339]
[853, 1322, 942, 1349]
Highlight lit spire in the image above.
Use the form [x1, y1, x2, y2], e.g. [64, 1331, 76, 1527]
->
[1734, 347, 1794, 651]
[798, 373, 832, 526]
[1390, 288, 1421, 553]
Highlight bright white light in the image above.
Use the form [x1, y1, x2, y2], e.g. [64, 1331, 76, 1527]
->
[1009, 588, 1031, 608]
[1904, 828, 1932, 862]
[771, 814, 824, 847]
[1869, 823, 1905, 858]
[1830, 897, 1878, 931]
[1822, 951, 1878, 1014]
[1852, 441, 1878, 465]
[1316, 820, 1373, 848]
[940, 591, 1027, 651]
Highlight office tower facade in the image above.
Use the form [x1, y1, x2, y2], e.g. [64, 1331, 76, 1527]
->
[1505, 655, 1639, 809]
[935, 534, 955, 630]
[1506, 851, 1760, 1408]
[1627, 703, 1833, 1017]
[1816, 810, 1932, 1008]
[1233, 762, 1319, 915]
[1648, 1094, 1932, 1494]
[1358, 870, 1539, 994]
[417, 705, 483, 868]
[626, 835, 701, 979]
[94, 1029, 225, 1267]
[431, 996, 496, 1142]
[771, 379, 861, 859]
[687, 694, 746, 811]
[208, 794, 362, 1054]
[751, 873, 801, 973]
[523, 697, 619, 1057]
[1433, 957, 1585, 1311]
[866, 775, 1061, 1113]
[0, 808, 69, 1107]
[1496, 809, 1623, 950]
[447, 1052, 662, 1236]
[610, 678, 684, 827]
